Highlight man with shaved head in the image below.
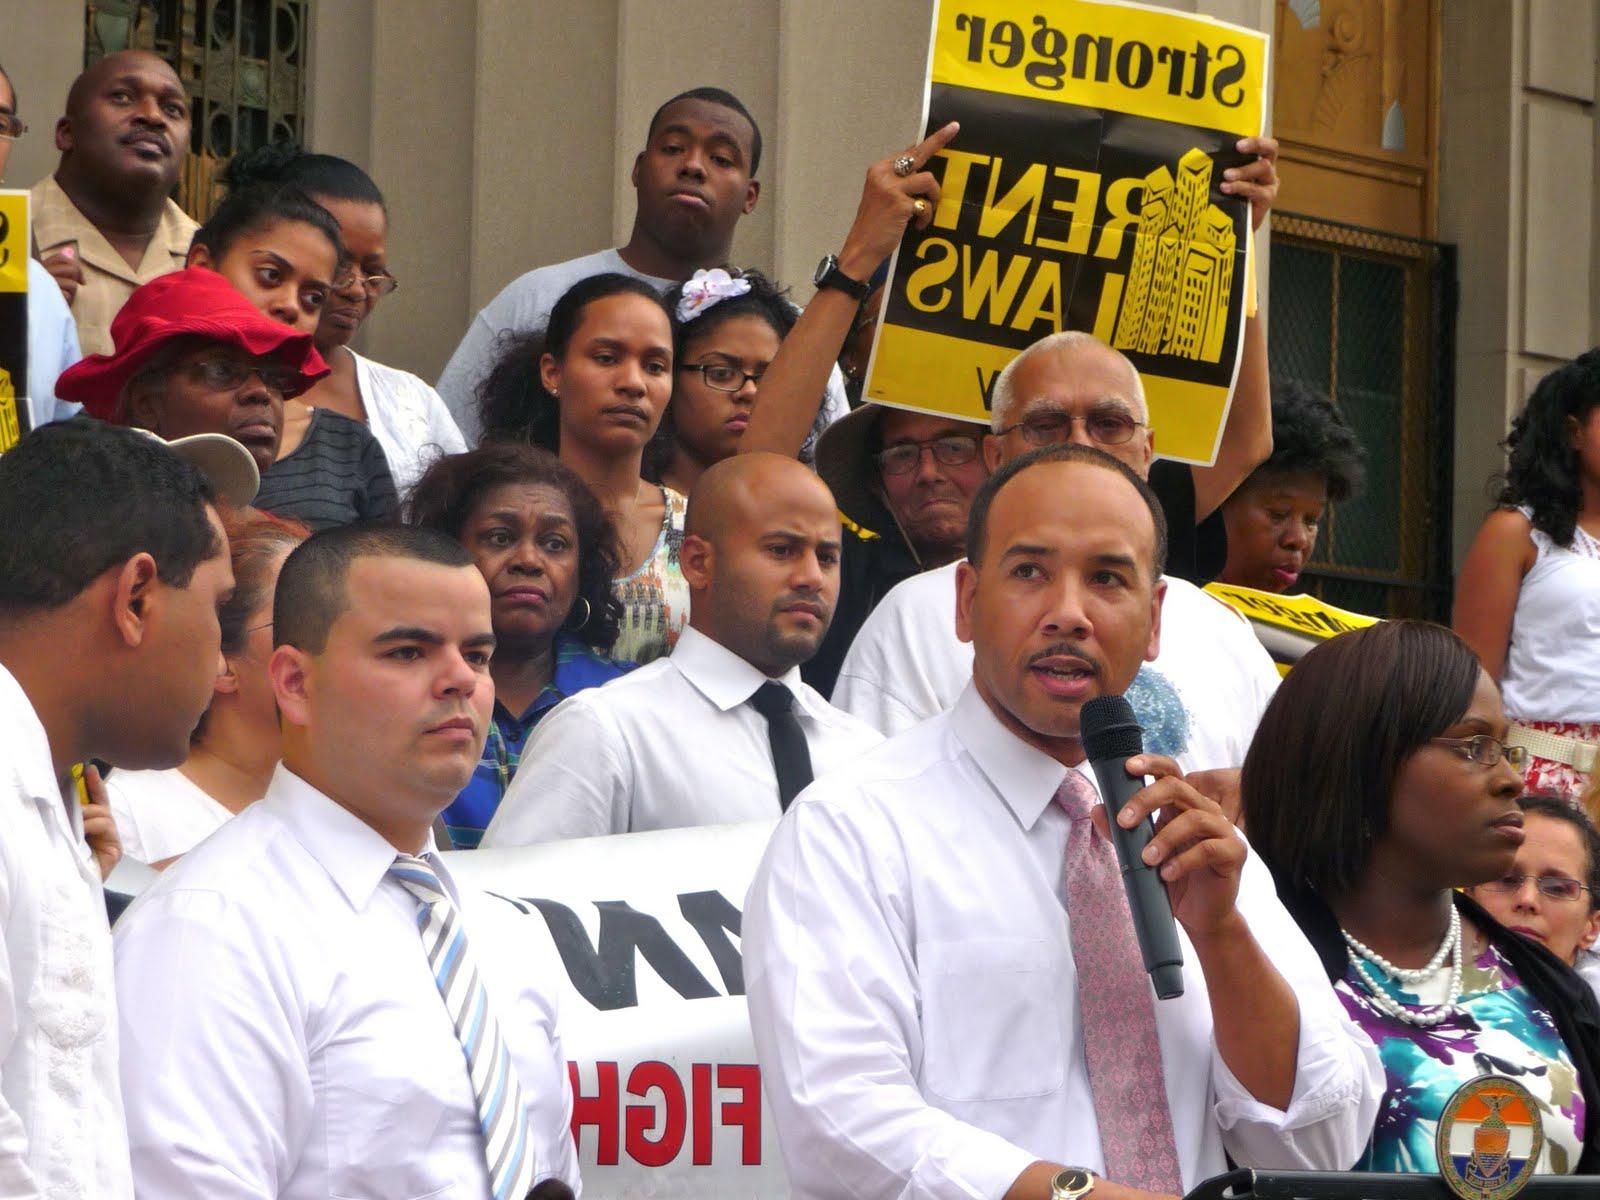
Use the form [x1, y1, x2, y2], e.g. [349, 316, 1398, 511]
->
[833, 332, 1281, 775]
[30, 49, 198, 355]
[483, 452, 880, 844]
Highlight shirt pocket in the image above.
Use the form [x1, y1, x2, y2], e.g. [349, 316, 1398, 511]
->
[918, 935, 1066, 1102]
[325, 1020, 471, 1200]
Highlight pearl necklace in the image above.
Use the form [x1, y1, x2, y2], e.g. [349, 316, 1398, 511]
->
[1342, 906, 1464, 1028]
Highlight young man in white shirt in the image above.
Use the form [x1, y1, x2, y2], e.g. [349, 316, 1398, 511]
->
[832, 332, 1281, 768]
[745, 445, 1382, 1200]
[114, 525, 581, 1199]
[484, 452, 880, 846]
[0, 421, 238, 1199]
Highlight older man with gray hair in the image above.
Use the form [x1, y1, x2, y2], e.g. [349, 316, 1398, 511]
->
[831, 331, 1280, 772]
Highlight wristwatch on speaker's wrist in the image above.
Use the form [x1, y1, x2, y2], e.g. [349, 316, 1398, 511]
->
[1051, 1167, 1097, 1200]
[812, 253, 870, 300]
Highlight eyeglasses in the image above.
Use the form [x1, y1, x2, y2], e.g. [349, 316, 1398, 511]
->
[681, 361, 763, 393]
[1479, 873, 1592, 903]
[181, 357, 299, 396]
[1429, 734, 1528, 769]
[0, 114, 25, 141]
[876, 434, 982, 476]
[994, 409, 1147, 448]
[331, 263, 400, 299]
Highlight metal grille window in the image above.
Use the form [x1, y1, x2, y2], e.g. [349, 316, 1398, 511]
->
[84, 0, 311, 220]
[1266, 213, 1457, 620]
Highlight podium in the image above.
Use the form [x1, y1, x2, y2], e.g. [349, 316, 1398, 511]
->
[1186, 1169, 1594, 1200]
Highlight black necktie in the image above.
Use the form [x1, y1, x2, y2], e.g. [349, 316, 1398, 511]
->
[748, 681, 814, 811]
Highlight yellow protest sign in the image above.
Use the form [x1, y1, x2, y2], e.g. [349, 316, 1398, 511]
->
[1205, 581, 1380, 676]
[864, 0, 1269, 464]
[0, 189, 29, 452]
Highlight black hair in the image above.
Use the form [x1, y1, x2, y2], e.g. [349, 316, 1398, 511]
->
[966, 443, 1167, 579]
[1243, 379, 1367, 503]
[647, 86, 762, 174]
[0, 420, 220, 617]
[1496, 349, 1600, 546]
[1516, 794, 1600, 910]
[476, 272, 673, 449]
[406, 444, 624, 653]
[644, 269, 796, 480]
[221, 142, 385, 210]
[190, 181, 345, 270]
[274, 524, 475, 655]
[1241, 620, 1483, 896]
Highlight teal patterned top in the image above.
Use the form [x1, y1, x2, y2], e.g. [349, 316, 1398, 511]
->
[1337, 939, 1585, 1174]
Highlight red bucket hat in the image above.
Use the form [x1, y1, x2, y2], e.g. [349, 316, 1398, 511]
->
[55, 267, 330, 421]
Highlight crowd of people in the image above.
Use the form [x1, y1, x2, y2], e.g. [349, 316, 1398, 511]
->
[3, 45, 1600, 1200]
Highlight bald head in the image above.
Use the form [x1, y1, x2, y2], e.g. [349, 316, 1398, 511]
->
[982, 332, 1154, 480]
[56, 49, 190, 203]
[682, 452, 842, 675]
[686, 452, 833, 541]
[66, 51, 178, 117]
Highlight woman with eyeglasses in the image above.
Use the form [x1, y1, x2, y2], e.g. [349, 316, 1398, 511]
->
[478, 273, 684, 663]
[1242, 619, 1600, 1175]
[1469, 796, 1600, 1006]
[189, 171, 399, 529]
[55, 265, 326, 477]
[219, 144, 466, 497]
[650, 268, 834, 496]
[106, 508, 308, 867]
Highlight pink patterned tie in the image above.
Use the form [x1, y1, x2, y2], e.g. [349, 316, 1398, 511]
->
[1056, 771, 1183, 1193]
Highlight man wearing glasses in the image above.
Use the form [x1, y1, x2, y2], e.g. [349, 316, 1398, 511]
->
[832, 331, 1283, 780]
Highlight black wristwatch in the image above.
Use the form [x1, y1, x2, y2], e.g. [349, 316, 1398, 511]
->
[813, 254, 870, 300]
[1051, 1167, 1097, 1200]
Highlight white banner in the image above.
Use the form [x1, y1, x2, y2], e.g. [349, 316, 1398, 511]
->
[446, 821, 785, 1199]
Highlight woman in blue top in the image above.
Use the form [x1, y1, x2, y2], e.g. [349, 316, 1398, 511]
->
[408, 443, 632, 846]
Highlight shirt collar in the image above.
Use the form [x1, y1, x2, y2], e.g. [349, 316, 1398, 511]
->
[670, 625, 806, 713]
[266, 763, 452, 911]
[951, 682, 1090, 832]
[0, 662, 77, 834]
[32, 175, 193, 285]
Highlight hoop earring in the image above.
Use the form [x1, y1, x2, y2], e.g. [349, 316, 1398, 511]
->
[564, 596, 592, 632]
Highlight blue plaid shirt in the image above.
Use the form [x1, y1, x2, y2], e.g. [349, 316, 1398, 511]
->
[443, 635, 632, 848]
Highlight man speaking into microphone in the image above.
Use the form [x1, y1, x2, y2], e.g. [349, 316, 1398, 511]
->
[744, 444, 1381, 1200]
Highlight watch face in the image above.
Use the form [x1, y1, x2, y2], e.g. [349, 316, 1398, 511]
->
[1052, 1168, 1092, 1199]
[814, 254, 837, 286]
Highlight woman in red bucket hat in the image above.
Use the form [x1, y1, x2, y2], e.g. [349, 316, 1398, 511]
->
[54, 266, 327, 477]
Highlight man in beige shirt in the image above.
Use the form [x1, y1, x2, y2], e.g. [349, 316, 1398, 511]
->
[30, 50, 197, 357]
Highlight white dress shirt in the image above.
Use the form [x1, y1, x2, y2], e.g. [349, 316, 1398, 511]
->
[832, 561, 1281, 770]
[105, 765, 233, 865]
[113, 765, 580, 1199]
[351, 351, 468, 499]
[744, 684, 1383, 1200]
[482, 625, 882, 846]
[0, 663, 133, 1199]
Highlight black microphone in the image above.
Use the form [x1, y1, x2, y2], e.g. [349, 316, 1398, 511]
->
[1079, 694, 1185, 1000]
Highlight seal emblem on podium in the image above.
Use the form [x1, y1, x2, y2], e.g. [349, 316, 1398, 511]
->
[1436, 1075, 1545, 1200]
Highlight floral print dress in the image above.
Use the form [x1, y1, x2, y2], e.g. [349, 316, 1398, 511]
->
[1337, 940, 1586, 1174]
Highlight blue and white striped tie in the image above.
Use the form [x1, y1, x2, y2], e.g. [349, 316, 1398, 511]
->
[389, 854, 537, 1200]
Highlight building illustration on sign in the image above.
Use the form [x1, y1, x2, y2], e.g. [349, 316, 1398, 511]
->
[1100, 147, 1237, 364]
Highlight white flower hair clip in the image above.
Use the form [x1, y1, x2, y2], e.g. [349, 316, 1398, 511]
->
[676, 268, 752, 323]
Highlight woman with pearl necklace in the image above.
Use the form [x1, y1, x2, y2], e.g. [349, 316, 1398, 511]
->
[1241, 619, 1600, 1176]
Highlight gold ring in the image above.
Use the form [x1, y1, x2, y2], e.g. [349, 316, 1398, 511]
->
[912, 198, 928, 216]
